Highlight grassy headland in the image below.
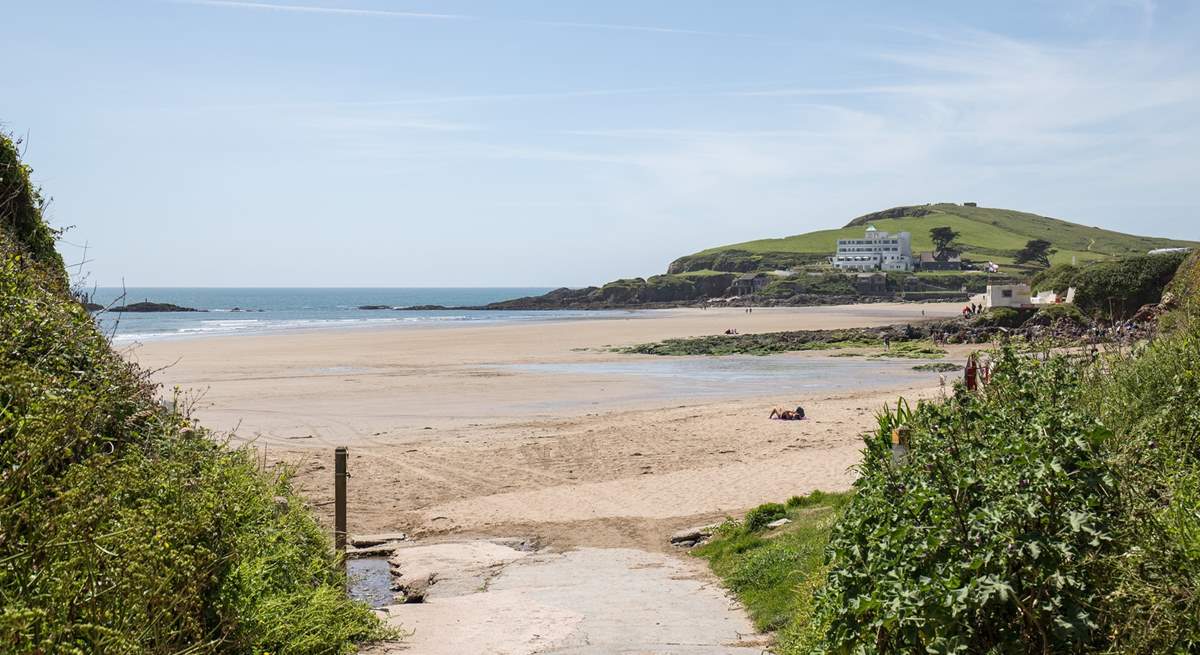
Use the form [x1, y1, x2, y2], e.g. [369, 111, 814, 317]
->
[671, 203, 1196, 274]
[490, 203, 1193, 310]
[0, 132, 390, 653]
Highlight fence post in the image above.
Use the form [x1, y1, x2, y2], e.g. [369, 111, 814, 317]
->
[334, 446, 348, 555]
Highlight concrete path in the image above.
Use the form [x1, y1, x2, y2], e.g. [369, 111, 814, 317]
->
[364, 540, 770, 655]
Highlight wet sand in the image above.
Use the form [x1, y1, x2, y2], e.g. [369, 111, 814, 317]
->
[126, 302, 964, 546]
[127, 302, 966, 653]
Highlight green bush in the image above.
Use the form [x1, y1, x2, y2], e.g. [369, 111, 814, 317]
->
[745, 503, 789, 532]
[972, 306, 1026, 328]
[1084, 311, 1200, 652]
[0, 132, 390, 653]
[1029, 303, 1087, 326]
[809, 350, 1117, 653]
[1032, 252, 1188, 319]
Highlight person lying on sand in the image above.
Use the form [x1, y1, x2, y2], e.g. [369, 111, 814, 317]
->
[770, 407, 806, 420]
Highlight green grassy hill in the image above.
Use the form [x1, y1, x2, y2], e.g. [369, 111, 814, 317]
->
[670, 203, 1196, 274]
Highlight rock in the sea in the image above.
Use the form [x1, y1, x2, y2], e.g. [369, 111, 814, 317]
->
[358, 304, 393, 310]
[108, 302, 201, 312]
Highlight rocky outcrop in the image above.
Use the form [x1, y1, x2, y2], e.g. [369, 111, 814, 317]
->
[108, 302, 201, 312]
[667, 250, 826, 274]
[843, 205, 933, 227]
[486, 273, 738, 309]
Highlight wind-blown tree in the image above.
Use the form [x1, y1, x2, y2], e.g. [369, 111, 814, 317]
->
[1015, 238, 1055, 267]
[929, 226, 959, 254]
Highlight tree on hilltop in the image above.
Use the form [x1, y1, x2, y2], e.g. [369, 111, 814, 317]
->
[929, 226, 959, 254]
[1015, 238, 1055, 267]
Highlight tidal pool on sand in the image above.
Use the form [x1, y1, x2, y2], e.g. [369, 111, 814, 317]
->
[499, 355, 954, 409]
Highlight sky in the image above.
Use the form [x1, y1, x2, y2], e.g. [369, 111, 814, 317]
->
[3, 0, 1198, 287]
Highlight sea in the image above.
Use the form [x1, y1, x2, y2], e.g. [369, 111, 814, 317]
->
[87, 287, 636, 342]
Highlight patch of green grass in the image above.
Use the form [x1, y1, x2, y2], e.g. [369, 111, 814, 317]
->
[912, 362, 962, 372]
[695, 492, 852, 650]
[620, 330, 884, 356]
[868, 340, 947, 359]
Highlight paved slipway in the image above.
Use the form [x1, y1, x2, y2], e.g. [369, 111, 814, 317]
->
[361, 539, 770, 655]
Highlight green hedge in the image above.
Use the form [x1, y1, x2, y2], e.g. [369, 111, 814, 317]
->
[0, 132, 389, 653]
[1032, 252, 1188, 319]
[807, 351, 1115, 653]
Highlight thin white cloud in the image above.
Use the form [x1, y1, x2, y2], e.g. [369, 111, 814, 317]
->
[171, 0, 470, 20]
[523, 19, 760, 38]
[169, 0, 763, 38]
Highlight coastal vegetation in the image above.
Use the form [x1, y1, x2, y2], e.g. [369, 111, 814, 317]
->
[697, 252, 1200, 653]
[492, 203, 1193, 310]
[0, 133, 389, 653]
[1032, 250, 1189, 319]
[620, 328, 890, 356]
[694, 492, 852, 647]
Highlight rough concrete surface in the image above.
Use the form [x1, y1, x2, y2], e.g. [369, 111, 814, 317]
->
[366, 542, 769, 655]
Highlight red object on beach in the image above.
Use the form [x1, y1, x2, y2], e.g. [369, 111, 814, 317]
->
[964, 354, 978, 391]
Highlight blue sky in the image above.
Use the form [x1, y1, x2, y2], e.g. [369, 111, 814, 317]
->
[3, 0, 1198, 286]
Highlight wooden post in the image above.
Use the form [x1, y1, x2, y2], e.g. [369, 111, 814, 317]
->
[334, 446, 348, 554]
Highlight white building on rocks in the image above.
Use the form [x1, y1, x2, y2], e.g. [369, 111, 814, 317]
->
[832, 225, 913, 272]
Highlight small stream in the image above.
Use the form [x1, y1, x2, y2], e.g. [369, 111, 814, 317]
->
[347, 557, 392, 608]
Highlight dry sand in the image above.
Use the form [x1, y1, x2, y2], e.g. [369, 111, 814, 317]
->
[127, 302, 963, 546]
[126, 302, 967, 653]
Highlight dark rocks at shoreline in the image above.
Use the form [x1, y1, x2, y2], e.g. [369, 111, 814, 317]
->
[82, 302, 104, 312]
[358, 304, 452, 311]
[109, 302, 203, 313]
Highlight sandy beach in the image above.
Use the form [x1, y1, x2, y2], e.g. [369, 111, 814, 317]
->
[127, 302, 965, 546]
[123, 302, 970, 652]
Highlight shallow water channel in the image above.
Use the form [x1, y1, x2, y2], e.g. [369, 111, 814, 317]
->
[347, 557, 392, 608]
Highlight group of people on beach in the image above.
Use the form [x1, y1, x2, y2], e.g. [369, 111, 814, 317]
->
[962, 303, 983, 318]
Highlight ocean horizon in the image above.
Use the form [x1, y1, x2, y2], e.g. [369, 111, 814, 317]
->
[86, 287, 636, 342]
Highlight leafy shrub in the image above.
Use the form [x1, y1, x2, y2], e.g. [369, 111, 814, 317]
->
[1032, 252, 1188, 319]
[0, 132, 389, 653]
[0, 133, 62, 271]
[745, 503, 788, 532]
[1027, 303, 1087, 326]
[1084, 311, 1200, 652]
[971, 306, 1026, 328]
[808, 350, 1117, 653]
